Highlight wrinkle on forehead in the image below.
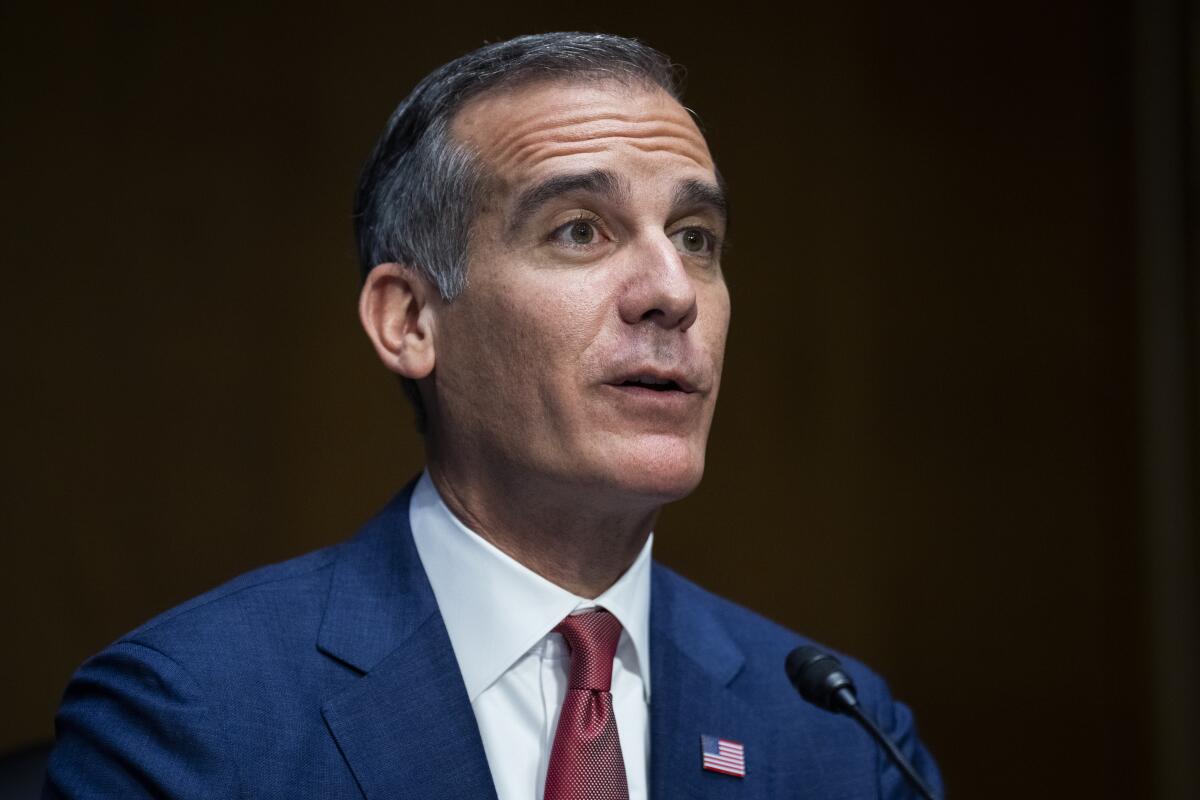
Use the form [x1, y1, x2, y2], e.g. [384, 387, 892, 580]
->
[453, 81, 715, 179]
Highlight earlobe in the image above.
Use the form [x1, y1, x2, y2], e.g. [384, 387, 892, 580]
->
[358, 263, 438, 380]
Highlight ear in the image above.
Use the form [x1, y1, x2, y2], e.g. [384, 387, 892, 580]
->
[358, 263, 439, 380]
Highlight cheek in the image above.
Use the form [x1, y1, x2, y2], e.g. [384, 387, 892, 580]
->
[495, 286, 596, 370]
[701, 284, 732, 374]
[441, 281, 601, 412]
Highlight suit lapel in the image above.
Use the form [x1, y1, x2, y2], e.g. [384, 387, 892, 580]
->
[317, 486, 498, 800]
[649, 566, 773, 800]
[321, 616, 497, 800]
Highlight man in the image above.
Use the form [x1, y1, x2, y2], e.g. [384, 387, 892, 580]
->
[46, 33, 941, 799]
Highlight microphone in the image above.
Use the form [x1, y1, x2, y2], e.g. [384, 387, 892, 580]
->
[785, 646, 939, 800]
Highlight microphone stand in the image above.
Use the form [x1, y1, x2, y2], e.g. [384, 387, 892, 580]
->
[786, 646, 939, 800]
[842, 696, 938, 800]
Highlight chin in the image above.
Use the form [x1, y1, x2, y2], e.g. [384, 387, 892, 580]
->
[591, 437, 707, 506]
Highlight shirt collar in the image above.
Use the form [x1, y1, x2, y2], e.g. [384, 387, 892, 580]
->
[408, 471, 653, 704]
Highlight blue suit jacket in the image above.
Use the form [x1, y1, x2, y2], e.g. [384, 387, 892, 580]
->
[46, 486, 942, 799]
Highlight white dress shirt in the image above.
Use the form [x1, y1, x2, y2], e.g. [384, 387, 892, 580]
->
[409, 472, 652, 800]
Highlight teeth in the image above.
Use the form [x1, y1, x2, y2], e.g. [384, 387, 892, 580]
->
[637, 376, 671, 385]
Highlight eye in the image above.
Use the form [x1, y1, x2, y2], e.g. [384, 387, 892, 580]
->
[550, 215, 604, 248]
[670, 227, 715, 256]
[567, 220, 595, 245]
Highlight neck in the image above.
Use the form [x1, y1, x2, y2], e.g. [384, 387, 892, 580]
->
[426, 463, 657, 598]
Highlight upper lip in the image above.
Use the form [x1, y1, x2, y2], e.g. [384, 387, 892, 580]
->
[606, 368, 699, 393]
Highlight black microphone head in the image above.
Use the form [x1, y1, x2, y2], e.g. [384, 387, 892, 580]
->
[785, 645, 858, 713]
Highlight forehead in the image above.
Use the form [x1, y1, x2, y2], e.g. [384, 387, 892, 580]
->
[450, 78, 715, 186]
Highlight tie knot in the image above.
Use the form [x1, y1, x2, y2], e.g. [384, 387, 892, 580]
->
[554, 609, 623, 692]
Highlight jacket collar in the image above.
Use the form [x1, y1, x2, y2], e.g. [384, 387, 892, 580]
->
[317, 483, 499, 800]
[650, 565, 774, 799]
[316, 483, 434, 673]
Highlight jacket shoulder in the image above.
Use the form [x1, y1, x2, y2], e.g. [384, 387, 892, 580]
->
[652, 564, 837, 656]
[46, 542, 367, 800]
[123, 542, 342, 650]
[651, 563, 895, 711]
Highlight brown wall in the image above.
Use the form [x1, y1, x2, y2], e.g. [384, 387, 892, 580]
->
[2, 3, 1178, 798]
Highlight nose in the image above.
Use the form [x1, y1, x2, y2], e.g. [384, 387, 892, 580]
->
[618, 234, 698, 331]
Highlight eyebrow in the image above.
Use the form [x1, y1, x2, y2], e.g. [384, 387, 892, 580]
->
[504, 169, 730, 238]
[672, 178, 728, 224]
[507, 169, 626, 236]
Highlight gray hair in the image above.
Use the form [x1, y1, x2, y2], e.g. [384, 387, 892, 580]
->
[352, 33, 683, 430]
[353, 32, 682, 298]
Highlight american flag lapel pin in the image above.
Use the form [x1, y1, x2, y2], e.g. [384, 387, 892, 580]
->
[700, 734, 746, 778]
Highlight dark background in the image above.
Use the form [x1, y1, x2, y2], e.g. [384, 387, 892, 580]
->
[3, 2, 1196, 798]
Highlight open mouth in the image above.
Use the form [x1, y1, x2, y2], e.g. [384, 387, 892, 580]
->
[618, 376, 686, 392]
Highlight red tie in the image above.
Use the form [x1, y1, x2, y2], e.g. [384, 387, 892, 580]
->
[543, 609, 630, 800]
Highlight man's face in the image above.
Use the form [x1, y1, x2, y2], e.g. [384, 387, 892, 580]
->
[430, 78, 730, 509]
